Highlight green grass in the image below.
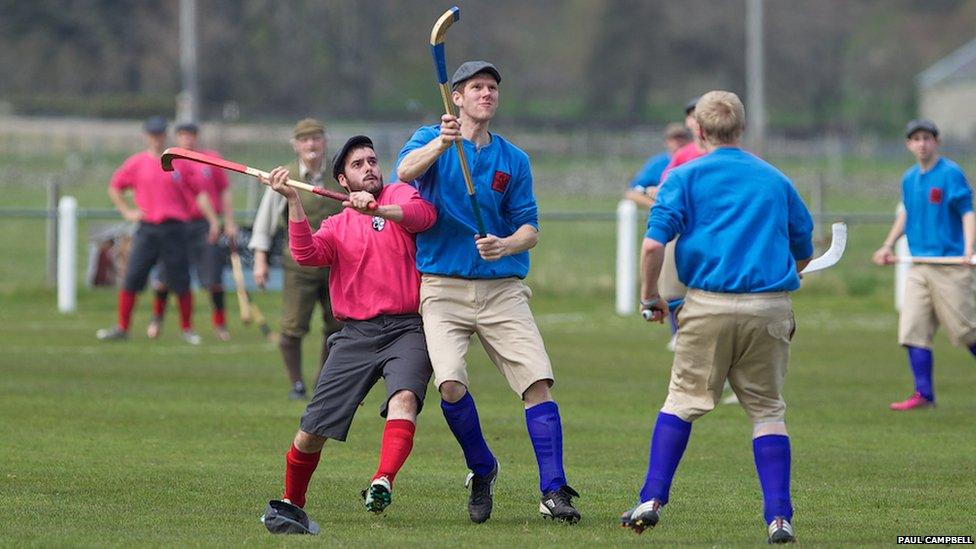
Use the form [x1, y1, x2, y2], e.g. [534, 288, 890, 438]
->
[2, 148, 975, 545]
[2, 285, 975, 547]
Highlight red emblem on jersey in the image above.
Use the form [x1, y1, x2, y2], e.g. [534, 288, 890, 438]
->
[492, 171, 511, 193]
[929, 187, 943, 204]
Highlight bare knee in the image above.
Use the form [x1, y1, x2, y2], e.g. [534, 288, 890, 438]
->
[522, 379, 553, 407]
[439, 381, 468, 404]
[386, 390, 419, 421]
[753, 421, 788, 438]
[293, 430, 327, 453]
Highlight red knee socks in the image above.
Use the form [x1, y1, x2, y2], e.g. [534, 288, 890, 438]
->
[118, 290, 136, 331]
[283, 444, 321, 509]
[177, 292, 193, 330]
[373, 419, 416, 485]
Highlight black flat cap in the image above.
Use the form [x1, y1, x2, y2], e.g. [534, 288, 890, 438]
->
[144, 116, 167, 134]
[175, 122, 199, 134]
[261, 500, 320, 535]
[905, 119, 939, 139]
[451, 61, 501, 89]
[332, 135, 375, 181]
[684, 96, 701, 115]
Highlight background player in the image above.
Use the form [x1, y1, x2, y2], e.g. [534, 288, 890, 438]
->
[395, 61, 580, 524]
[260, 136, 436, 534]
[250, 119, 345, 400]
[620, 91, 813, 544]
[96, 116, 217, 344]
[872, 119, 976, 410]
[625, 123, 691, 209]
[149, 122, 234, 341]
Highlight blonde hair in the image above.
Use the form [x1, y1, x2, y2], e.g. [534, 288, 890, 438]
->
[694, 91, 745, 145]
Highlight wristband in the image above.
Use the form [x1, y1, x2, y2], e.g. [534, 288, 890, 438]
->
[640, 297, 661, 308]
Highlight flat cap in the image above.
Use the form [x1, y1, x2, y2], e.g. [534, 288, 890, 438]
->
[143, 116, 167, 135]
[684, 96, 701, 115]
[293, 118, 325, 139]
[332, 135, 375, 181]
[175, 122, 199, 134]
[905, 119, 939, 139]
[451, 61, 501, 89]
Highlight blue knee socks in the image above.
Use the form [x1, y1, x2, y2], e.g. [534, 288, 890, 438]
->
[753, 434, 793, 524]
[639, 412, 692, 504]
[907, 346, 934, 401]
[525, 401, 567, 493]
[441, 392, 496, 476]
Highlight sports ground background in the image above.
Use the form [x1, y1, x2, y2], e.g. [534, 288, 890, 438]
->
[2, 123, 975, 546]
[4, 0, 976, 545]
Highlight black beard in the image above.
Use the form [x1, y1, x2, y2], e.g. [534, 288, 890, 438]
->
[357, 175, 383, 196]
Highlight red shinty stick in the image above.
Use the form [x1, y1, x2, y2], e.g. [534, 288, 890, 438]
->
[160, 147, 376, 210]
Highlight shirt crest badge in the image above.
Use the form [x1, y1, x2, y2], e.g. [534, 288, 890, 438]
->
[371, 216, 386, 231]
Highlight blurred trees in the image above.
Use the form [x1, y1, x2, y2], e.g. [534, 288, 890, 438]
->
[0, 0, 974, 134]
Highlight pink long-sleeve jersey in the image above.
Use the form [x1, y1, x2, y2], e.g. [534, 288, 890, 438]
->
[288, 182, 436, 320]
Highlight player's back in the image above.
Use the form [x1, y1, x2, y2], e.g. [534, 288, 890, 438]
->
[654, 147, 812, 293]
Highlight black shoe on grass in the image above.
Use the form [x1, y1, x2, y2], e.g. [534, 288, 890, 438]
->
[767, 516, 796, 544]
[464, 461, 498, 523]
[620, 499, 661, 534]
[362, 476, 392, 513]
[540, 485, 581, 523]
[288, 382, 307, 401]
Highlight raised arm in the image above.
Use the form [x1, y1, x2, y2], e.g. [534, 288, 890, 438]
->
[396, 115, 460, 182]
[345, 185, 437, 233]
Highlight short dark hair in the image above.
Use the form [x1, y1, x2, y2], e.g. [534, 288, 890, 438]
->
[331, 135, 375, 181]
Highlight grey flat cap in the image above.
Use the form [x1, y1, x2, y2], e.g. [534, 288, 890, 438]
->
[904, 119, 939, 139]
[143, 116, 167, 134]
[451, 61, 501, 89]
[684, 96, 701, 115]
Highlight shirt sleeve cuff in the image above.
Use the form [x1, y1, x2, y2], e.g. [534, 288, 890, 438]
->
[645, 226, 671, 244]
[247, 233, 270, 251]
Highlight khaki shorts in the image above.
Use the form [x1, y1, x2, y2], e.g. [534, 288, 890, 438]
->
[662, 289, 794, 423]
[898, 264, 976, 348]
[419, 274, 554, 397]
[659, 240, 687, 301]
[280, 265, 342, 339]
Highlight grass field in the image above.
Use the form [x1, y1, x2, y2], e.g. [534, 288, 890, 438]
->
[2, 146, 976, 546]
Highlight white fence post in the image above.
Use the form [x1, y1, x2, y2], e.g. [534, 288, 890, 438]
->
[893, 203, 908, 312]
[57, 196, 77, 313]
[895, 235, 909, 312]
[615, 199, 638, 315]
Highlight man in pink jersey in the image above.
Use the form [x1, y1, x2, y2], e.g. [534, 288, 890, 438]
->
[96, 116, 218, 344]
[259, 136, 436, 535]
[149, 122, 236, 341]
[660, 97, 708, 182]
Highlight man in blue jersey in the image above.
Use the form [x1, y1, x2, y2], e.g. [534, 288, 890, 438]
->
[395, 61, 579, 524]
[872, 119, 976, 411]
[619, 91, 813, 544]
[625, 123, 691, 209]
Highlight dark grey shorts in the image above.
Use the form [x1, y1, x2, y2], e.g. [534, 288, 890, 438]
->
[299, 314, 432, 441]
[123, 221, 190, 294]
[156, 219, 226, 288]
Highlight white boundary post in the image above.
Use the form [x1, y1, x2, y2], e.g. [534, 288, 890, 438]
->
[895, 235, 909, 312]
[57, 196, 78, 313]
[894, 203, 908, 312]
[616, 199, 638, 315]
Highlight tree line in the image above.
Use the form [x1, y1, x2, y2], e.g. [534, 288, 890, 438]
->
[1, 0, 974, 135]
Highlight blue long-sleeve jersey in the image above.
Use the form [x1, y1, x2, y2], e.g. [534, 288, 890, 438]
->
[394, 125, 539, 279]
[645, 147, 814, 293]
